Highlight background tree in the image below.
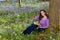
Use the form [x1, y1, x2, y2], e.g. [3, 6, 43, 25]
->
[18, 0, 21, 7]
[49, 0, 60, 32]
[38, 0, 49, 1]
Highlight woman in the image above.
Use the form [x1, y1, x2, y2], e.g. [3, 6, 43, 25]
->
[23, 10, 50, 35]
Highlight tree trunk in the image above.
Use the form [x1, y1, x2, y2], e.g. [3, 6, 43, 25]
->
[19, 0, 21, 7]
[49, 0, 60, 31]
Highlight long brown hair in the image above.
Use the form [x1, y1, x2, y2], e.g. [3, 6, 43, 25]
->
[38, 10, 49, 20]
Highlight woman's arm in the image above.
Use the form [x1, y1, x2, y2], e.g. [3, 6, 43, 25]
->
[35, 22, 42, 27]
[33, 15, 39, 21]
[37, 23, 42, 27]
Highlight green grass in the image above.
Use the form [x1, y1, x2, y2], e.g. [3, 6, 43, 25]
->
[0, 11, 60, 40]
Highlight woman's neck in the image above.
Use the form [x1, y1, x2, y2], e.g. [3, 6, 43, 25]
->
[42, 16, 47, 20]
[43, 15, 47, 18]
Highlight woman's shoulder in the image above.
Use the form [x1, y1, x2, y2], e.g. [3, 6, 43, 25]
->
[44, 16, 49, 20]
[45, 18, 49, 22]
[42, 16, 47, 20]
[43, 17, 49, 21]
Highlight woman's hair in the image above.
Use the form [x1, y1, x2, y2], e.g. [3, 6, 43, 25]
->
[38, 10, 49, 20]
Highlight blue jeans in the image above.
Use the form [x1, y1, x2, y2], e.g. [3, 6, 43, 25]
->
[23, 23, 46, 35]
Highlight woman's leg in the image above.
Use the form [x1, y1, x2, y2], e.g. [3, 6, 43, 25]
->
[23, 23, 38, 35]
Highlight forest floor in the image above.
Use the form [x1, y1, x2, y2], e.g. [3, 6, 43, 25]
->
[0, 1, 60, 40]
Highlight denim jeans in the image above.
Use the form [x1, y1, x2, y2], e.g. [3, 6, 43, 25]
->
[23, 23, 46, 35]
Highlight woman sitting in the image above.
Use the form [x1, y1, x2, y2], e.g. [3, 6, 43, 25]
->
[23, 10, 50, 35]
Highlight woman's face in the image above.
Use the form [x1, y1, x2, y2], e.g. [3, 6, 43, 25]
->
[40, 11, 45, 16]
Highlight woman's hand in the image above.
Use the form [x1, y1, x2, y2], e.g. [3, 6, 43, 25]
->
[34, 21, 42, 28]
[36, 23, 42, 28]
[36, 23, 41, 26]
